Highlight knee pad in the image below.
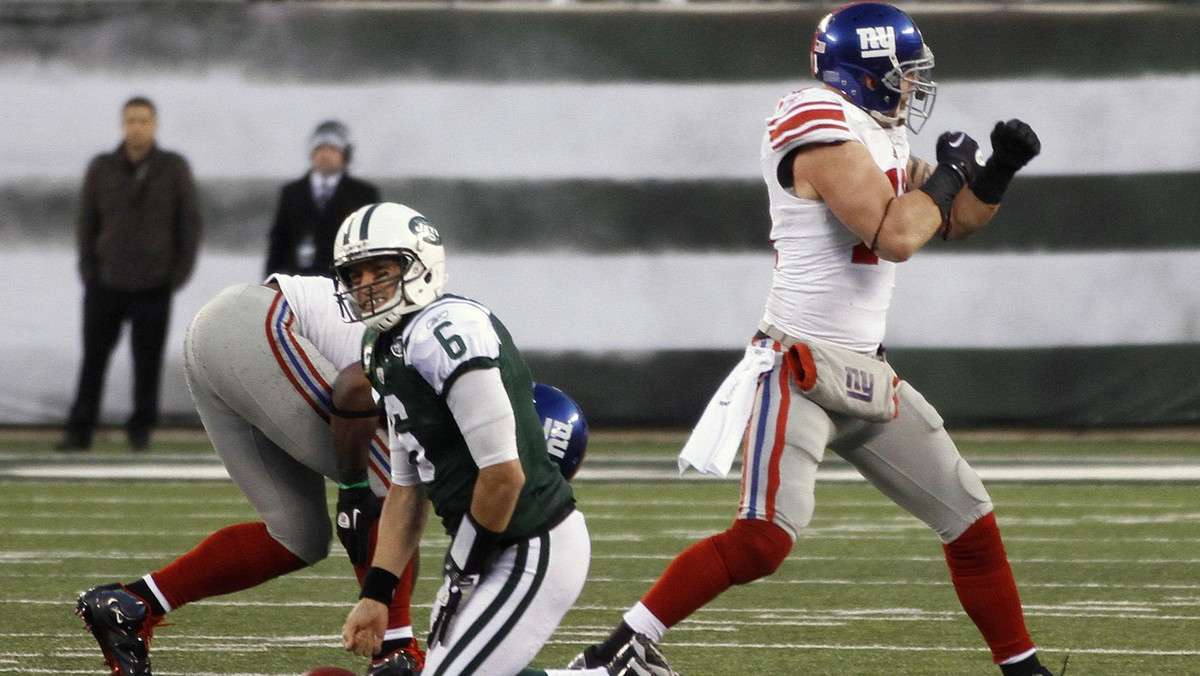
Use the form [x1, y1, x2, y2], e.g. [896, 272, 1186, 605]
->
[711, 519, 793, 585]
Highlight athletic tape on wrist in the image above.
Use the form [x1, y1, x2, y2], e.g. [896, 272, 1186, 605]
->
[969, 157, 1018, 205]
[918, 163, 966, 223]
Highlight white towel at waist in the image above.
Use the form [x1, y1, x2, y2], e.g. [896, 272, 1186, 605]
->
[678, 344, 778, 477]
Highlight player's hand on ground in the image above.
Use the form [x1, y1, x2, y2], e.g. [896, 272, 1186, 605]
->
[989, 119, 1041, 170]
[935, 130, 984, 183]
[336, 484, 381, 566]
[342, 598, 387, 658]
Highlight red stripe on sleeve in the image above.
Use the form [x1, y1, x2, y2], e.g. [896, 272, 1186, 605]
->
[768, 104, 848, 146]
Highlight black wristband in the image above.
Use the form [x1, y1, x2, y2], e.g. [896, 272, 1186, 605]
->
[330, 403, 382, 419]
[969, 157, 1019, 205]
[918, 163, 966, 223]
[359, 566, 399, 604]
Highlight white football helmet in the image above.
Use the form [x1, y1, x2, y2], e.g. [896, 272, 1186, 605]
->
[332, 202, 447, 331]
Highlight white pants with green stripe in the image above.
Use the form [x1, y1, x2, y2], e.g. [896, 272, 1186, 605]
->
[423, 509, 590, 675]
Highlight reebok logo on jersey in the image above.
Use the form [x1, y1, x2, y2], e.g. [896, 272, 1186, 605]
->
[857, 26, 896, 58]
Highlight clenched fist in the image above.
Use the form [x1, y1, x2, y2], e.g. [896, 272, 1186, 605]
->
[989, 119, 1041, 171]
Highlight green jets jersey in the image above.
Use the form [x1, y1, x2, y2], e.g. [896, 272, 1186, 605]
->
[363, 294, 574, 539]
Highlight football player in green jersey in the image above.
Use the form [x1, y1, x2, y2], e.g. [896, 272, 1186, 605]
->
[331, 203, 625, 676]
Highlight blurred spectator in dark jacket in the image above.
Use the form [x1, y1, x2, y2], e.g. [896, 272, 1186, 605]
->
[264, 120, 380, 277]
[60, 96, 203, 451]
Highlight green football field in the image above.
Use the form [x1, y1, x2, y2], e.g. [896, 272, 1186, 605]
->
[1, 431, 1198, 675]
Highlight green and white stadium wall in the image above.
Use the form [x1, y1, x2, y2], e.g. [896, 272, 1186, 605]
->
[1, 2, 1198, 428]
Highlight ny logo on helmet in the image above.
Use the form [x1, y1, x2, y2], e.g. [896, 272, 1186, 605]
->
[856, 26, 896, 58]
[544, 418, 574, 461]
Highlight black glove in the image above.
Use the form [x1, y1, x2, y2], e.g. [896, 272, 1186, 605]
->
[336, 484, 381, 566]
[934, 130, 984, 184]
[989, 118, 1041, 171]
[920, 130, 983, 223]
[971, 119, 1041, 204]
[428, 513, 501, 647]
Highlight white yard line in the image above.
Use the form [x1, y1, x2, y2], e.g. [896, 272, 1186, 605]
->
[4, 460, 1200, 482]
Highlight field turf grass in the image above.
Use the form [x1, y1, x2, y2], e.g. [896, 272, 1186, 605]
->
[1, 431, 1198, 674]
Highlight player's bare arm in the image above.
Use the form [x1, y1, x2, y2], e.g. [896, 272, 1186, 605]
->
[906, 154, 935, 190]
[907, 153, 999, 241]
[792, 141, 944, 262]
[948, 119, 1042, 240]
[373, 484, 428, 580]
[472, 459, 525, 532]
[945, 184, 1001, 240]
[331, 364, 381, 484]
[343, 483, 428, 657]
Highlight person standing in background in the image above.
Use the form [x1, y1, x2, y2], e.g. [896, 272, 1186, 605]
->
[59, 96, 203, 452]
[264, 120, 380, 277]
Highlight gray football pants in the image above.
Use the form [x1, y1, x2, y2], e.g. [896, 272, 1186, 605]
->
[739, 347, 994, 544]
[183, 284, 388, 564]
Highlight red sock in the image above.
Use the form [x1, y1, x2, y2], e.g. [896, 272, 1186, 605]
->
[642, 520, 791, 628]
[641, 537, 729, 628]
[943, 512, 1035, 663]
[352, 518, 416, 630]
[151, 522, 306, 610]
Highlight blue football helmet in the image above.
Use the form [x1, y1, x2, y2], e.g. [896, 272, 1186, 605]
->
[810, 2, 937, 133]
[533, 383, 588, 481]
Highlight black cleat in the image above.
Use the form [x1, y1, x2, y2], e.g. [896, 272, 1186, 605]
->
[366, 638, 424, 676]
[568, 636, 681, 676]
[609, 635, 681, 676]
[75, 584, 157, 676]
[567, 644, 605, 669]
[1001, 653, 1068, 676]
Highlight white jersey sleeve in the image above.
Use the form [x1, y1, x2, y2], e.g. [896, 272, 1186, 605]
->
[765, 87, 857, 156]
[268, 274, 366, 370]
[401, 297, 501, 396]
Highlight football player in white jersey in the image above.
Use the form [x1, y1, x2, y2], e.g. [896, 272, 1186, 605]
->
[75, 274, 423, 676]
[570, 3, 1052, 676]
